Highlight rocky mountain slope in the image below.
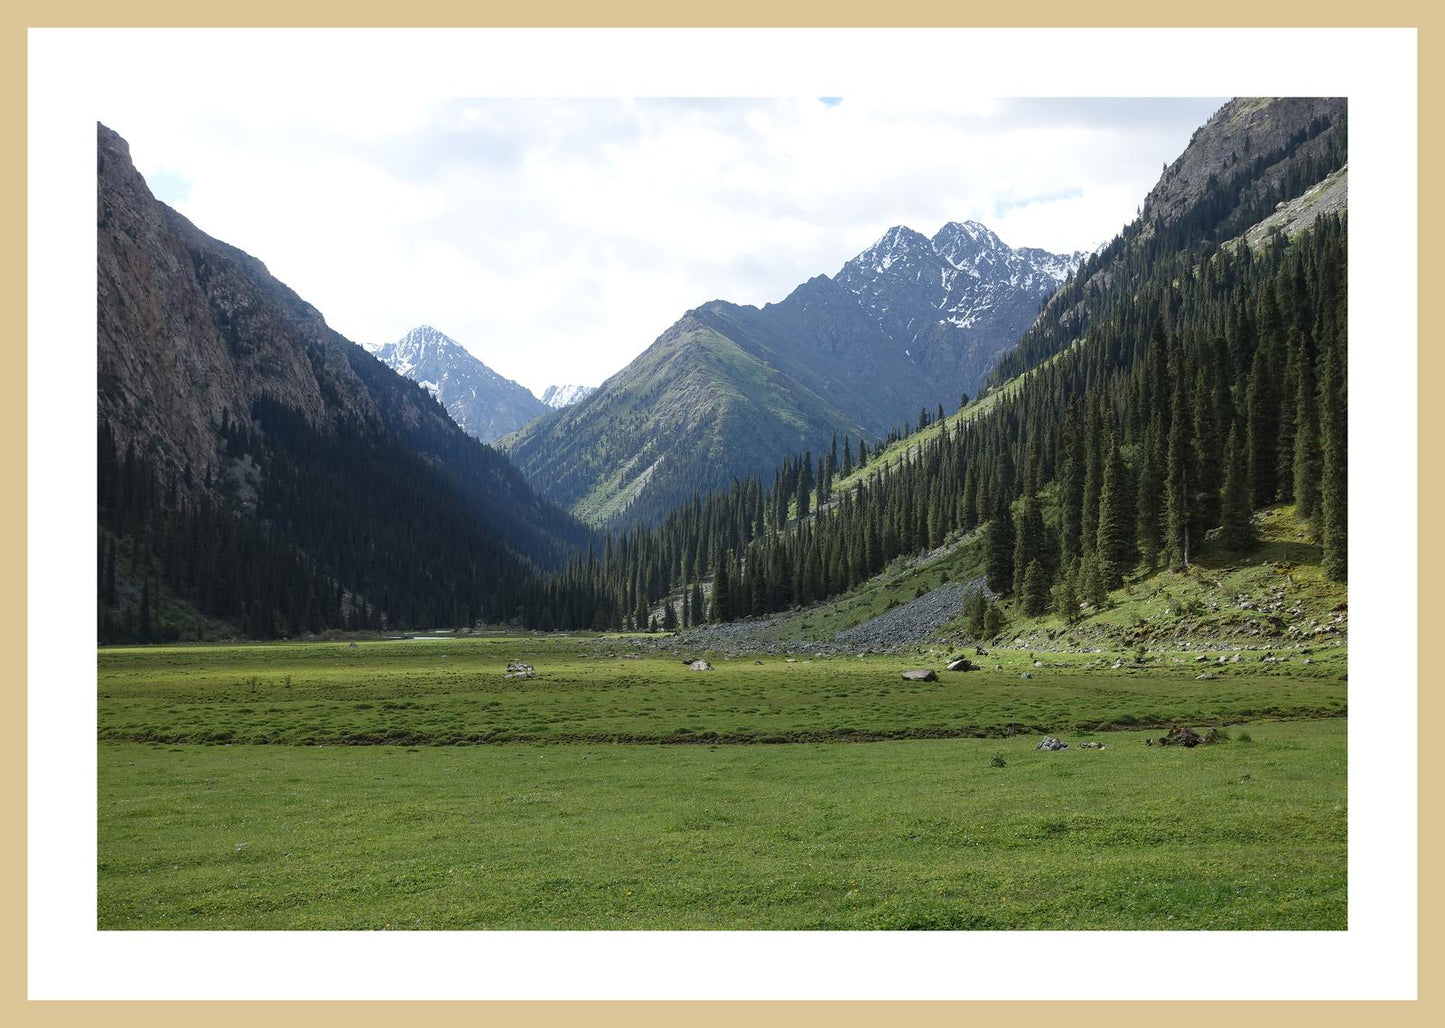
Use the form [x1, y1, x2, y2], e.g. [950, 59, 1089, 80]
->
[990, 96, 1346, 385]
[366, 325, 548, 443]
[97, 122, 590, 637]
[505, 222, 1081, 525]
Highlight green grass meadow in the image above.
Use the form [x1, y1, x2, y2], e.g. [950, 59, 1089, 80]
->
[98, 635, 1347, 930]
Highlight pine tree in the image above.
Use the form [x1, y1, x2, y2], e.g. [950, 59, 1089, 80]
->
[1134, 415, 1165, 569]
[983, 600, 1007, 639]
[710, 553, 732, 623]
[1022, 560, 1050, 616]
[1245, 335, 1281, 508]
[966, 586, 988, 638]
[1319, 331, 1347, 580]
[1165, 376, 1194, 570]
[1095, 436, 1135, 590]
[984, 493, 1016, 596]
[1218, 423, 1255, 550]
[1051, 559, 1080, 623]
[1012, 490, 1049, 597]
[1292, 331, 1323, 525]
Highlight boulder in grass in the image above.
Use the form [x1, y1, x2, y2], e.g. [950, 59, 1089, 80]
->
[689, 659, 714, 672]
[1035, 736, 1068, 751]
[507, 660, 534, 674]
[946, 658, 979, 672]
[1156, 725, 1214, 747]
[901, 668, 938, 682]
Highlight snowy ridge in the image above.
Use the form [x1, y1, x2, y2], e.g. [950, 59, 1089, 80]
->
[836, 220, 1082, 338]
[538, 383, 597, 409]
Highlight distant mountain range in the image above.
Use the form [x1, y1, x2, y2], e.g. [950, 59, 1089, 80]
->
[503, 221, 1082, 524]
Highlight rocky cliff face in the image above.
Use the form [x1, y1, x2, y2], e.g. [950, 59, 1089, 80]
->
[97, 122, 587, 570]
[1139, 97, 1346, 232]
[97, 123, 386, 491]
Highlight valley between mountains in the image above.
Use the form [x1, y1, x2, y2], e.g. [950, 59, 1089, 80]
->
[97, 97, 1350, 932]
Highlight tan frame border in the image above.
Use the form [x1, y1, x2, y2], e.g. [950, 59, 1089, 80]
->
[5, 3, 1433, 1025]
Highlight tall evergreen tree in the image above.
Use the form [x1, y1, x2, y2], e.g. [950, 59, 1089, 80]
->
[1021, 559, 1050, 617]
[1165, 376, 1194, 569]
[1292, 331, 1323, 525]
[1218, 423, 1255, 550]
[1134, 415, 1165, 569]
[1095, 436, 1135, 590]
[984, 493, 1016, 596]
[1319, 331, 1347, 580]
[1012, 490, 1050, 597]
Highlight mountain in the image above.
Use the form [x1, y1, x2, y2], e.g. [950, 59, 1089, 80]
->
[991, 96, 1347, 385]
[97, 123, 591, 641]
[367, 326, 548, 443]
[563, 95, 1348, 638]
[539, 383, 597, 409]
[505, 223, 1081, 525]
[833, 220, 1082, 392]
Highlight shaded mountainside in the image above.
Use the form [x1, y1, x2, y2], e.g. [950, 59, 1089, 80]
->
[368, 325, 549, 443]
[97, 123, 592, 641]
[502, 310, 871, 525]
[506, 221, 1080, 525]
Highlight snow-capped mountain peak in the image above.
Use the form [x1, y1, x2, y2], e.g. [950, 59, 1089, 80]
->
[538, 383, 597, 409]
[831, 218, 1083, 385]
[857, 225, 933, 273]
[369, 325, 548, 443]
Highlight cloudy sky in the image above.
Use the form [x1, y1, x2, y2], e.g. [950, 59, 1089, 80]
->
[104, 95, 1225, 395]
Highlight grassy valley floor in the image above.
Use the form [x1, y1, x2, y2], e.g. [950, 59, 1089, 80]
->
[98, 636, 1345, 930]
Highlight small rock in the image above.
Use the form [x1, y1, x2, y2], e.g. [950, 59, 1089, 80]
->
[946, 658, 979, 672]
[347, 642, 358, 649]
[901, 668, 937, 682]
[689, 660, 714, 672]
[1078, 741, 1105, 750]
[1195, 672, 1216, 680]
[1035, 736, 1068, 751]
[1033, 660, 1044, 668]
[506, 661, 535, 674]
[1020, 672, 1032, 679]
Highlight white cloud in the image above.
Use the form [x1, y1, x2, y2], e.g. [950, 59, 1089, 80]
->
[101, 94, 1222, 393]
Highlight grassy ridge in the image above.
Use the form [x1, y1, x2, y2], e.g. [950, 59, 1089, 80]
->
[98, 719, 1346, 930]
[98, 636, 1346, 746]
